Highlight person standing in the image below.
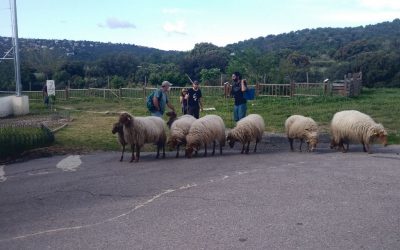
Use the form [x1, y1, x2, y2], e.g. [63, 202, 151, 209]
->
[231, 72, 247, 122]
[186, 81, 203, 119]
[42, 83, 49, 107]
[151, 80, 175, 117]
[180, 88, 188, 115]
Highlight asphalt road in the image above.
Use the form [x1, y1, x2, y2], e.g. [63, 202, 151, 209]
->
[1, 138, 400, 250]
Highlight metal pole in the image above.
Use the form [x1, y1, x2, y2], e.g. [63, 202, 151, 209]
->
[12, 0, 22, 96]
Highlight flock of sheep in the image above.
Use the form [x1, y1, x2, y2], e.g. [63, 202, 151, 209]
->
[112, 110, 388, 162]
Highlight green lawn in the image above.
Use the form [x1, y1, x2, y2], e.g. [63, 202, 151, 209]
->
[29, 88, 400, 152]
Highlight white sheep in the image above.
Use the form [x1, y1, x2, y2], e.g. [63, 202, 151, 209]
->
[112, 121, 127, 161]
[166, 113, 196, 158]
[330, 110, 388, 154]
[185, 115, 226, 158]
[119, 112, 167, 162]
[226, 114, 265, 154]
[285, 115, 319, 152]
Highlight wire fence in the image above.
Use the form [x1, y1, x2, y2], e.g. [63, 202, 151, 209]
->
[1, 82, 343, 102]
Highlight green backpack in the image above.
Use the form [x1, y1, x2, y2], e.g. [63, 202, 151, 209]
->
[146, 90, 163, 112]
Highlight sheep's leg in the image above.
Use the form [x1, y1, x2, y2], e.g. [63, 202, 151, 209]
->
[135, 145, 140, 162]
[219, 144, 223, 155]
[365, 143, 372, 154]
[120, 145, 125, 161]
[245, 141, 250, 154]
[162, 143, 165, 158]
[254, 139, 259, 153]
[130, 143, 136, 162]
[299, 139, 304, 152]
[241, 144, 245, 154]
[176, 145, 180, 158]
[339, 139, 347, 153]
[362, 142, 367, 152]
[204, 144, 208, 157]
[212, 141, 216, 156]
[288, 138, 294, 151]
[156, 143, 160, 159]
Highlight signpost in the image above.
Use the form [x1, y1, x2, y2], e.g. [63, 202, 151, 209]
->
[46, 80, 56, 109]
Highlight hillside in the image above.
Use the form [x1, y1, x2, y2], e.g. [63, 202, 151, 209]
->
[1, 19, 399, 91]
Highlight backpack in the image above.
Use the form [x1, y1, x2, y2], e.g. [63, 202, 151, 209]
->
[146, 90, 163, 112]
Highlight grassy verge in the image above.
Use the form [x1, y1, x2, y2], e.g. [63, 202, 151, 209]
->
[29, 88, 400, 152]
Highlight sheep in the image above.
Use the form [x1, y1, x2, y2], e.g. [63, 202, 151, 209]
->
[330, 110, 387, 154]
[166, 113, 196, 158]
[112, 121, 127, 161]
[119, 112, 167, 162]
[185, 115, 226, 158]
[226, 114, 265, 154]
[285, 115, 319, 152]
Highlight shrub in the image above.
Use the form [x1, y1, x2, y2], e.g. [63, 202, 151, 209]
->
[0, 125, 55, 160]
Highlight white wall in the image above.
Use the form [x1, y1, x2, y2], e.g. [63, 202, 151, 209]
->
[0, 95, 29, 118]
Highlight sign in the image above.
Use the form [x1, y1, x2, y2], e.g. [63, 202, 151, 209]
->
[46, 80, 55, 96]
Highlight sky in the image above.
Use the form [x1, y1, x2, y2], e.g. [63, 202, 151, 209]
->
[1, 0, 399, 51]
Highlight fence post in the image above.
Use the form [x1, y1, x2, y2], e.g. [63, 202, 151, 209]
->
[65, 86, 69, 100]
[119, 88, 122, 98]
[256, 83, 259, 97]
[290, 81, 295, 97]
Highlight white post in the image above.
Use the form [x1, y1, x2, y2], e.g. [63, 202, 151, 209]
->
[12, 0, 22, 96]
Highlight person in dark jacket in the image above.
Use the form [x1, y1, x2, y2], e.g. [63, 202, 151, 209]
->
[185, 81, 203, 119]
[230, 72, 247, 122]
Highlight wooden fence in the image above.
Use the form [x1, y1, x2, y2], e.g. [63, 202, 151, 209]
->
[0, 79, 361, 101]
[330, 72, 362, 97]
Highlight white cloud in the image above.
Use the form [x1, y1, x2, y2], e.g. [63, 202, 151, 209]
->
[163, 21, 187, 34]
[98, 17, 136, 29]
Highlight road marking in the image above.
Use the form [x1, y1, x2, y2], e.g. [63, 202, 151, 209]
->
[56, 155, 82, 172]
[0, 167, 253, 241]
[0, 166, 6, 182]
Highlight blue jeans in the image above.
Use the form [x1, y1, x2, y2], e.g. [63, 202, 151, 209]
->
[233, 104, 247, 122]
[151, 111, 163, 117]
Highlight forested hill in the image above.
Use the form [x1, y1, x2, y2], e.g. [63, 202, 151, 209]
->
[1, 19, 399, 91]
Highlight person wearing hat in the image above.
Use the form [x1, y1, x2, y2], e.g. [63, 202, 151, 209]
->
[151, 80, 175, 117]
[185, 80, 203, 119]
[180, 88, 188, 114]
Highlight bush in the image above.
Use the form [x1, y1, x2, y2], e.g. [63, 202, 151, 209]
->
[0, 125, 55, 160]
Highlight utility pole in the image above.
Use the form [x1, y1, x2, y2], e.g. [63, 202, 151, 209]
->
[12, 0, 22, 96]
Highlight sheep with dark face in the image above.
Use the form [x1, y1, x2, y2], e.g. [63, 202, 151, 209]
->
[112, 121, 127, 161]
[166, 112, 196, 158]
[330, 110, 387, 154]
[226, 114, 265, 154]
[285, 115, 319, 152]
[119, 112, 167, 162]
[185, 115, 226, 158]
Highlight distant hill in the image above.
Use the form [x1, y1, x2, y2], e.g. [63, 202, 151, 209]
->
[1, 19, 399, 90]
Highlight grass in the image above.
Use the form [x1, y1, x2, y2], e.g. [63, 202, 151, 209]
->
[28, 88, 400, 152]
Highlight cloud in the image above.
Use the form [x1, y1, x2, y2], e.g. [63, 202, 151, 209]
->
[98, 17, 136, 29]
[163, 21, 187, 35]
